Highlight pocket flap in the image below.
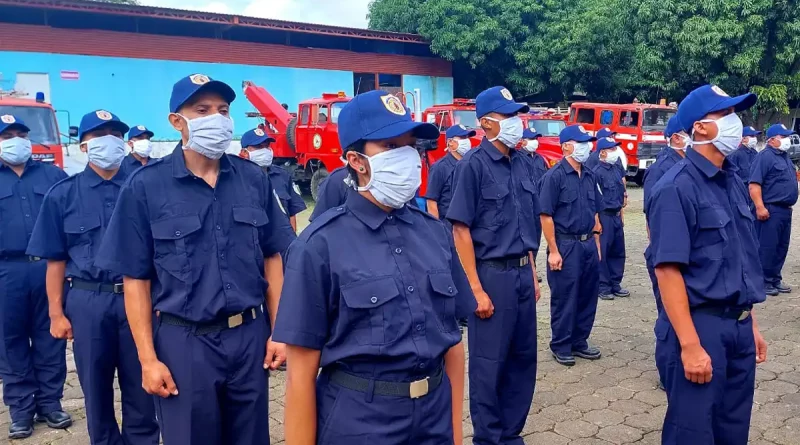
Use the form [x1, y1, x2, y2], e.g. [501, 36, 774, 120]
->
[654, 317, 671, 341]
[64, 215, 102, 234]
[521, 180, 537, 193]
[341, 276, 401, 309]
[33, 185, 51, 195]
[737, 203, 754, 220]
[0, 188, 13, 199]
[151, 214, 202, 240]
[774, 161, 788, 170]
[428, 273, 457, 297]
[559, 188, 578, 203]
[481, 184, 509, 201]
[697, 207, 730, 229]
[233, 206, 269, 227]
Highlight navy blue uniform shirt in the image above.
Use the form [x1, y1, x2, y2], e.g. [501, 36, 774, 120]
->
[95, 144, 296, 323]
[310, 166, 350, 222]
[586, 150, 624, 175]
[728, 145, 758, 185]
[0, 160, 67, 257]
[265, 165, 307, 218]
[120, 154, 145, 176]
[423, 153, 458, 219]
[528, 152, 548, 186]
[643, 148, 683, 216]
[273, 192, 475, 381]
[446, 138, 540, 260]
[592, 161, 625, 211]
[539, 159, 603, 236]
[27, 165, 128, 283]
[647, 148, 765, 307]
[749, 147, 799, 207]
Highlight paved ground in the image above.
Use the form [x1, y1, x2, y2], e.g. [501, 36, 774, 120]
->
[3, 187, 800, 445]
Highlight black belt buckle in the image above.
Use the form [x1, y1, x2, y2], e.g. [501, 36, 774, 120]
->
[113, 283, 124, 294]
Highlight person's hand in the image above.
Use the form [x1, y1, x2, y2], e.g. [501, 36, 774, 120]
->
[593, 220, 603, 235]
[681, 343, 713, 384]
[754, 327, 768, 364]
[473, 289, 495, 319]
[532, 266, 541, 302]
[50, 314, 73, 340]
[142, 360, 178, 398]
[548, 251, 563, 271]
[756, 206, 770, 221]
[264, 338, 287, 370]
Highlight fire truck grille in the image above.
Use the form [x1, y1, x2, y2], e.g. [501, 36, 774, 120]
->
[637, 142, 667, 159]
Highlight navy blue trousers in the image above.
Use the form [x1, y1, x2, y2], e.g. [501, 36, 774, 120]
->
[153, 310, 270, 445]
[469, 262, 537, 445]
[0, 260, 66, 422]
[547, 238, 599, 356]
[315, 370, 453, 444]
[598, 213, 625, 295]
[755, 205, 792, 287]
[66, 288, 158, 444]
[655, 311, 755, 445]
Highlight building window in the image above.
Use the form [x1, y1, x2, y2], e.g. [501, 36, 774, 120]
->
[379, 74, 403, 95]
[354, 73, 377, 94]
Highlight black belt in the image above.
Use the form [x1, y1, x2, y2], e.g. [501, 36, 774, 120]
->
[766, 203, 793, 209]
[69, 278, 124, 294]
[481, 255, 530, 269]
[692, 306, 752, 321]
[557, 233, 593, 241]
[601, 209, 621, 216]
[159, 307, 260, 336]
[0, 254, 42, 263]
[329, 366, 444, 399]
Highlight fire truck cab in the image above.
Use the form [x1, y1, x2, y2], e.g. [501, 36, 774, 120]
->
[520, 109, 568, 168]
[0, 95, 64, 168]
[568, 102, 676, 184]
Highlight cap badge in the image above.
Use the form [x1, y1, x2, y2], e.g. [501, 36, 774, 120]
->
[531, 127, 537, 133]
[781, 124, 787, 130]
[96, 110, 113, 121]
[190, 74, 210, 85]
[711, 85, 729, 97]
[500, 88, 513, 100]
[137, 125, 146, 131]
[1, 115, 15, 124]
[381, 95, 406, 116]
[605, 137, 615, 143]
[458, 124, 466, 130]
[254, 128, 265, 137]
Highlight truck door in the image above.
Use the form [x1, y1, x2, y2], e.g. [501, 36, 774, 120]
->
[296, 104, 311, 153]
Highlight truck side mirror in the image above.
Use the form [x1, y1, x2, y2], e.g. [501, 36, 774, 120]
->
[68, 126, 79, 138]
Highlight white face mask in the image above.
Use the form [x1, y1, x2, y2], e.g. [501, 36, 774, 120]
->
[131, 139, 153, 158]
[523, 140, 539, 153]
[697, 113, 743, 157]
[85, 135, 126, 170]
[743, 137, 757, 149]
[603, 148, 620, 164]
[777, 137, 791, 151]
[356, 146, 422, 209]
[669, 133, 691, 151]
[0, 137, 32, 165]
[249, 148, 274, 167]
[486, 116, 524, 148]
[455, 139, 471, 156]
[178, 113, 234, 160]
[570, 141, 592, 163]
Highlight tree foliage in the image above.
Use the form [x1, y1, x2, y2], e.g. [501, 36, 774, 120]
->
[367, 0, 800, 123]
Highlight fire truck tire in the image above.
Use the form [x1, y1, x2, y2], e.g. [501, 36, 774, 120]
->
[287, 118, 298, 150]
[310, 168, 329, 202]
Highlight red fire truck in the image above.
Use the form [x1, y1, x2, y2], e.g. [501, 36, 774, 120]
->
[567, 102, 676, 184]
[520, 109, 569, 168]
[0, 94, 65, 168]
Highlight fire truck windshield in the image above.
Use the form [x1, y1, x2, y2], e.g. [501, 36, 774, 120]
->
[0, 105, 59, 145]
[642, 109, 675, 132]
[453, 110, 478, 129]
[330, 102, 347, 124]
[528, 119, 566, 136]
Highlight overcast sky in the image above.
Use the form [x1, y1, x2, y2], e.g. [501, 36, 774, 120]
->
[138, 0, 372, 28]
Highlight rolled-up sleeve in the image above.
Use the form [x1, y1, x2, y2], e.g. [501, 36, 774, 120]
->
[446, 161, 480, 226]
[260, 173, 297, 256]
[649, 184, 692, 267]
[26, 190, 67, 260]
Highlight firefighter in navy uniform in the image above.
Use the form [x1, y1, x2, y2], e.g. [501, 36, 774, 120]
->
[0, 114, 71, 439]
[425, 124, 475, 221]
[122, 125, 154, 173]
[240, 128, 307, 232]
[728, 126, 761, 187]
[27, 110, 159, 445]
[95, 74, 296, 445]
[647, 84, 767, 445]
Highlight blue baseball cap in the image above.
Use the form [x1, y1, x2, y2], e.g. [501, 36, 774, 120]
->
[597, 137, 621, 151]
[596, 127, 617, 138]
[170, 74, 236, 113]
[742, 126, 761, 137]
[664, 115, 685, 138]
[522, 128, 541, 139]
[559, 124, 597, 144]
[78, 110, 129, 142]
[0, 114, 31, 134]
[241, 128, 276, 148]
[338, 90, 439, 150]
[128, 125, 154, 140]
[677, 84, 757, 132]
[476, 86, 530, 119]
[766, 123, 795, 139]
[445, 124, 476, 139]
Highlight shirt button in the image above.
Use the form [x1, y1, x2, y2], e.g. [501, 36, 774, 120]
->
[448, 286, 454, 293]
[216, 225, 221, 230]
[220, 253, 225, 260]
[252, 220, 257, 225]
[175, 230, 181, 236]
[225, 283, 232, 289]
[416, 324, 423, 331]
[21, 196, 26, 200]
[370, 296, 378, 304]
[419, 363, 426, 369]
[24, 214, 30, 218]
[407, 286, 414, 292]
[80, 226, 85, 231]
[395, 248, 402, 254]
[388, 215, 394, 220]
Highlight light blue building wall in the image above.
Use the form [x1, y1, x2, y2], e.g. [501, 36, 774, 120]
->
[0, 51, 453, 141]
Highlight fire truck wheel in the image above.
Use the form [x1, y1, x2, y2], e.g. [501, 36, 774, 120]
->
[310, 168, 329, 202]
[287, 118, 298, 150]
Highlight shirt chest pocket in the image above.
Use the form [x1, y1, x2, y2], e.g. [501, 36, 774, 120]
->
[33, 185, 49, 208]
[151, 215, 202, 280]
[232, 206, 269, 262]
[63, 215, 102, 262]
[340, 276, 403, 346]
[428, 272, 458, 333]
[771, 160, 795, 183]
[694, 206, 730, 260]
[478, 184, 510, 228]
[272, 189, 291, 215]
[519, 180, 538, 216]
[558, 187, 578, 212]
[0, 188, 14, 216]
